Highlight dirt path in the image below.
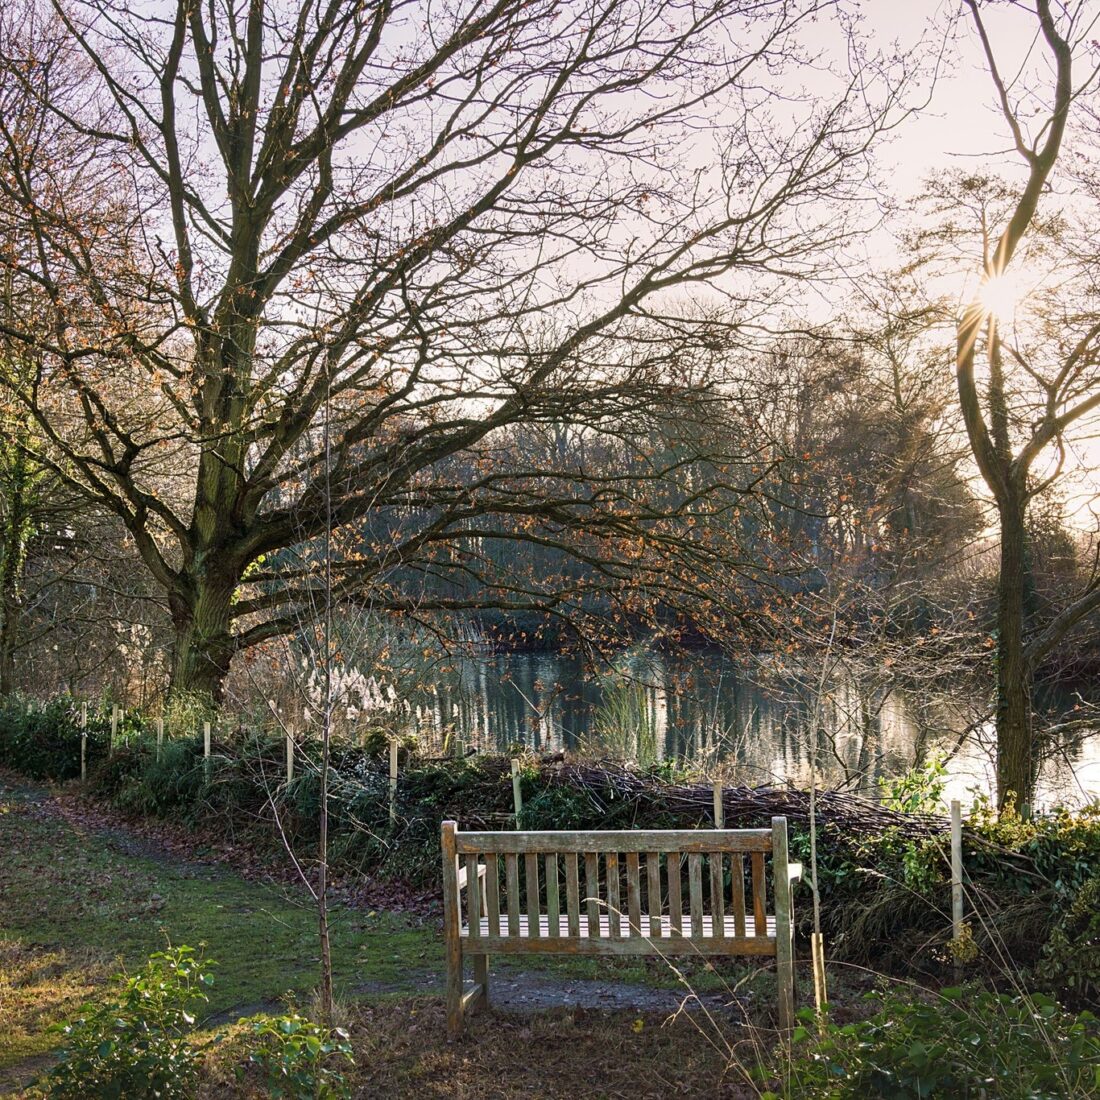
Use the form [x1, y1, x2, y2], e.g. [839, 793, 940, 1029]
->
[349, 970, 743, 1016]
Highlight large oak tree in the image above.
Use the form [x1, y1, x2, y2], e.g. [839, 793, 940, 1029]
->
[0, 0, 909, 701]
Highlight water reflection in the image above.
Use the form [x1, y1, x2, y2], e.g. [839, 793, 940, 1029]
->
[412, 648, 1100, 806]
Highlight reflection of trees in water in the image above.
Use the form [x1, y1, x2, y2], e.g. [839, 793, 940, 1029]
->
[412, 648, 1100, 802]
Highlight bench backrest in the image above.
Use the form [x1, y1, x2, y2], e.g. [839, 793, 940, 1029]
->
[442, 818, 793, 944]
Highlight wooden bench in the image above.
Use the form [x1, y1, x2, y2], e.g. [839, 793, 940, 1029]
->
[441, 817, 801, 1037]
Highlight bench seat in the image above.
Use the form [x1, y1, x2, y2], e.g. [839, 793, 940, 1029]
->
[461, 912, 778, 952]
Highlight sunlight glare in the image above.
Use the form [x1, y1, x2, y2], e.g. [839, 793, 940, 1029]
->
[976, 269, 1032, 324]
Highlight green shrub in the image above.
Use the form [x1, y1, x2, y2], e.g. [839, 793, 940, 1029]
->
[775, 986, 1100, 1099]
[879, 753, 947, 814]
[0, 694, 148, 781]
[43, 945, 214, 1100]
[247, 1013, 354, 1100]
[114, 737, 207, 816]
[1040, 874, 1100, 1007]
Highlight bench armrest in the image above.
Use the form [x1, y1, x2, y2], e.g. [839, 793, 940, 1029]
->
[787, 862, 803, 883]
[457, 862, 487, 891]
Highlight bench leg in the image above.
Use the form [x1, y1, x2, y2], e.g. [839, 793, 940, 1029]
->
[442, 821, 465, 1038]
[446, 948, 464, 1038]
[473, 953, 489, 1011]
[772, 816, 797, 1034]
[776, 950, 795, 1033]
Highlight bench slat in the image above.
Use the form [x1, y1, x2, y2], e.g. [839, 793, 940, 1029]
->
[688, 854, 703, 938]
[525, 853, 541, 938]
[585, 852, 600, 934]
[607, 853, 621, 938]
[464, 934, 779, 957]
[462, 913, 776, 938]
[546, 853, 560, 938]
[505, 853, 520, 937]
[485, 853, 500, 937]
[460, 914, 779, 957]
[731, 853, 746, 938]
[669, 852, 682, 936]
[646, 854, 662, 937]
[752, 851, 767, 935]
[710, 852, 725, 927]
[466, 855, 481, 938]
[454, 829, 773, 855]
[565, 852, 580, 937]
[626, 852, 642, 936]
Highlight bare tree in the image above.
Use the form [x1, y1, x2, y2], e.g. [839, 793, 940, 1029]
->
[0, 0, 913, 702]
[951, 0, 1100, 807]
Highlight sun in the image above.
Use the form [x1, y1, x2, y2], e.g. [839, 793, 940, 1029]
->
[976, 268, 1035, 325]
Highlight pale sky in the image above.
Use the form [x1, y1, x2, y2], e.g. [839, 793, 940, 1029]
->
[866, 0, 1057, 195]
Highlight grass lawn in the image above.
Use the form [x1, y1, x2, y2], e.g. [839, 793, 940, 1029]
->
[0, 778, 440, 1071]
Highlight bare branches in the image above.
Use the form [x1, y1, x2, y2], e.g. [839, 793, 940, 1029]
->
[0, 0, 915, 696]
[948, 0, 1100, 805]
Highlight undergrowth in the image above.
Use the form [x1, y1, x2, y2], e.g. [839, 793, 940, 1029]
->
[3, 699, 1100, 1006]
[775, 987, 1100, 1099]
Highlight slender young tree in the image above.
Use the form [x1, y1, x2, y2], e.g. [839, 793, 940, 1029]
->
[954, 0, 1100, 808]
[0, 0, 913, 703]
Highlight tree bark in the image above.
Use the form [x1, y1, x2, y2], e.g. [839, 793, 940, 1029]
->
[0, 549, 23, 695]
[168, 567, 239, 703]
[994, 492, 1035, 810]
[951, 0, 1077, 811]
[0, 446, 32, 696]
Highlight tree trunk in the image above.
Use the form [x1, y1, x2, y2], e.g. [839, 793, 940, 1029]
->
[995, 493, 1036, 811]
[166, 393, 252, 703]
[0, 448, 32, 696]
[0, 583, 20, 695]
[168, 568, 239, 704]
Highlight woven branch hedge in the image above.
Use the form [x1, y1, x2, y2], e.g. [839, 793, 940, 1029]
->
[535, 759, 949, 837]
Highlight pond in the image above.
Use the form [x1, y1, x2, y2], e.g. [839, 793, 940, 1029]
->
[409, 647, 1100, 807]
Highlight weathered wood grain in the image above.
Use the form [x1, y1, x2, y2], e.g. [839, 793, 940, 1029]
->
[455, 829, 772, 855]
[546, 853, 560, 938]
[688, 854, 703, 938]
[505, 852, 520, 937]
[442, 821, 463, 1037]
[607, 852, 621, 938]
[484, 853, 500, 937]
[525, 853, 541, 938]
[565, 851, 581, 937]
[585, 852, 600, 933]
[668, 852, 682, 936]
[466, 854, 481, 939]
[731, 853, 746, 938]
[646, 854, 662, 937]
[710, 852, 725, 927]
[752, 851, 767, 936]
[772, 816, 795, 1031]
[626, 852, 642, 935]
